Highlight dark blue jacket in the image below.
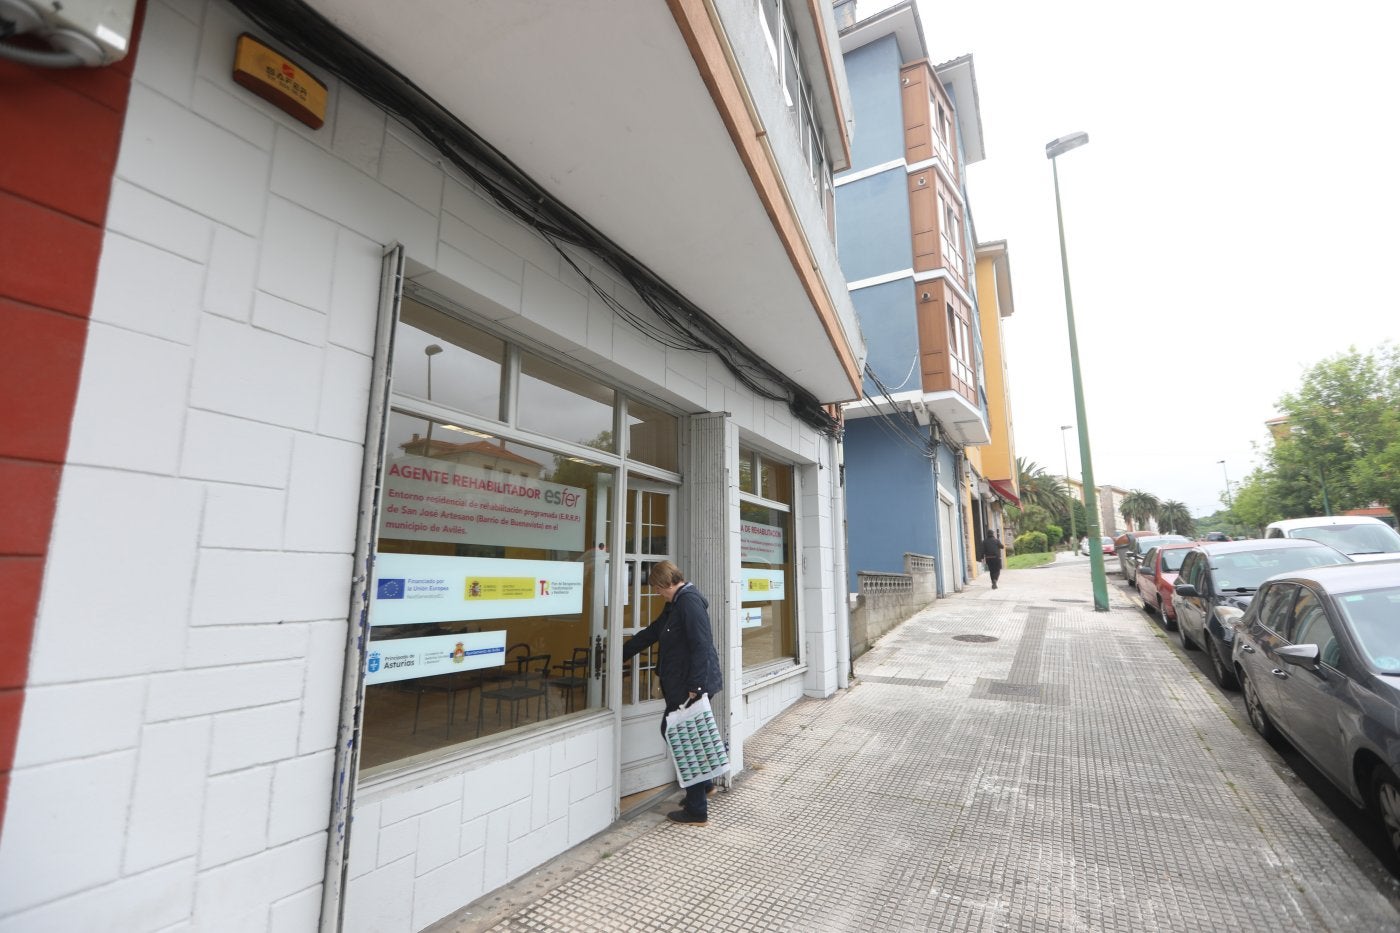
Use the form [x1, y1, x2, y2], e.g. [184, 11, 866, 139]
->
[623, 583, 723, 708]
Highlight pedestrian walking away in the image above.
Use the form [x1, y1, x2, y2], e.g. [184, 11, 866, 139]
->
[622, 560, 724, 825]
[981, 530, 1006, 589]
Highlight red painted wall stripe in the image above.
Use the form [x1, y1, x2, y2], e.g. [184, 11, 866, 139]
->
[0, 2, 144, 837]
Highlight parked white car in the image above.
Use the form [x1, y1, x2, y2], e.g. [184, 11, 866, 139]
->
[1264, 516, 1400, 562]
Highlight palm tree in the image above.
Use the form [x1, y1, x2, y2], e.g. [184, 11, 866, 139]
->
[1157, 500, 1194, 536]
[1016, 457, 1070, 514]
[1120, 489, 1161, 531]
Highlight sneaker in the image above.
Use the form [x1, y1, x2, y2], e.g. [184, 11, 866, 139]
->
[666, 809, 707, 825]
[991, 582, 998, 589]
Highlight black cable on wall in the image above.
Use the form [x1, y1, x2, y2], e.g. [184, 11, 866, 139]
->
[229, 0, 843, 436]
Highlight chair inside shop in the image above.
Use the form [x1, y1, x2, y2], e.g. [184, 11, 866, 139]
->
[479, 650, 551, 729]
[549, 646, 591, 713]
[402, 670, 486, 738]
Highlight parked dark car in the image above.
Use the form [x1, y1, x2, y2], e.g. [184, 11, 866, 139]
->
[1173, 539, 1350, 689]
[1118, 533, 1189, 586]
[1134, 543, 1195, 627]
[1231, 560, 1400, 860]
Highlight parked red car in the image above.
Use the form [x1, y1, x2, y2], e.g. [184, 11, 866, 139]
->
[1135, 543, 1196, 627]
[1079, 535, 1115, 556]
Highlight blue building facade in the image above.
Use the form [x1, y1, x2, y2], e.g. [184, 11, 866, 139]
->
[837, 2, 989, 595]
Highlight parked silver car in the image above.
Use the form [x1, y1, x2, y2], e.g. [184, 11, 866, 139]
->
[1232, 560, 1400, 861]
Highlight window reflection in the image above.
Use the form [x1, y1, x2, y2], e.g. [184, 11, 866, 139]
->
[394, 299, 504, 421]
[625, 398, 678, 472]
[518, 352, 616, 452]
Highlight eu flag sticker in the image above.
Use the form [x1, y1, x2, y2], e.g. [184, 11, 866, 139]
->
[377, 578, 405, 599]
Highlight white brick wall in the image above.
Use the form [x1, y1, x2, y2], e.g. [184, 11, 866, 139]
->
[345, 719, 614, 932]
[0, 1, 843, 929]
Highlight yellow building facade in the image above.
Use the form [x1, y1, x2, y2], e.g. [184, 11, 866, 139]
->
[964, 241, 1019, 575]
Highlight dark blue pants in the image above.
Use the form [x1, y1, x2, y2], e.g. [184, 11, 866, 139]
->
[662, 709, 712, 818]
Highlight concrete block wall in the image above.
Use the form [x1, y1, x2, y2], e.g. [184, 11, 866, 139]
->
[0, 1, 842, 928]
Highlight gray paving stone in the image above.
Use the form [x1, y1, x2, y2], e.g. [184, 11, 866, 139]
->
[435, 561, 1400, 933]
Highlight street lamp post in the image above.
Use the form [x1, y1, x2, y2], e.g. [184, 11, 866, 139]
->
[1047, 132, 1108, 611]
[1060, 424, 1077, 547]
[424, 343, 443, 454]
[1217, 459, 1234, 508]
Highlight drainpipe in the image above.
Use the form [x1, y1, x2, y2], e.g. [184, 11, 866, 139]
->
[928, 420, 943, 596]
[831, 434, 852, 688]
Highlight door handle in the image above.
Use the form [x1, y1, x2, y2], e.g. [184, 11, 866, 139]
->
[1271, 668, 1288, 679]
[1239, 645, 1255, 654]
[593, 634, 605, 680]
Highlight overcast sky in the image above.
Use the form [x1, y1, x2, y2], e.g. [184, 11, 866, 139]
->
[900, 0, 1399, 516]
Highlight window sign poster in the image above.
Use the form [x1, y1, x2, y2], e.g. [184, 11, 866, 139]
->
[380, 454, 586, 551]
[740, 608, 764, 629]
[740, 520, 784, 564]
[741, 568, 786, 602]
[365, 630, 508, 685]
[371, 553, 584, 626]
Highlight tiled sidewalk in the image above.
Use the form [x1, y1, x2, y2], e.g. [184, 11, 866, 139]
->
[433, 560, 1400, 932]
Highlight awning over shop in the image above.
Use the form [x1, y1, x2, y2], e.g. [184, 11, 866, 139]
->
[988, 479, 1020, 507]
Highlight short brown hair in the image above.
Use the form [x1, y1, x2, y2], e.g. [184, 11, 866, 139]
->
[646, 560, 685, 589]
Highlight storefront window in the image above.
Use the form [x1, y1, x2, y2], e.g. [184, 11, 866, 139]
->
[518, 351, 616, 453]
[625, 398, 678, 472]
[361, 412, 612, 773]
[394, 298, 504, 422]
[739, 446, 796, 670]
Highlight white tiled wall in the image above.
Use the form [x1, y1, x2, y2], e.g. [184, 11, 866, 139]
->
[346, 722, 614, 932]
[0, 1, 841, 929]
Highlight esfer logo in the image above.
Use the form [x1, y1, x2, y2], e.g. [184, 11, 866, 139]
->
[377, 578, 405, 599]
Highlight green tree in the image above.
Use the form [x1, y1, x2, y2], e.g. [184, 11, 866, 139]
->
[1231, 468, 1283, 535]
[1351, 405, 1400, 524]
[1157, 500, 1194, 536]
[1016, 457, 1069, 515]
[1016, 503, 1054, 535]
[1120, 489, 1160, 531]
[1273, 344, 1399, 517]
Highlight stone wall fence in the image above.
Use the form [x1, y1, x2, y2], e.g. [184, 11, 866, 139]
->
[848, 553, 940, 660]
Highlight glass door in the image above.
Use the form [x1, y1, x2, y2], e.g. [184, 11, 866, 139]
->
[618, 482, 677, 796]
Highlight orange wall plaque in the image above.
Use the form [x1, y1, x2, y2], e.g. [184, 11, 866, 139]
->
[232, 33, 327, 129]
